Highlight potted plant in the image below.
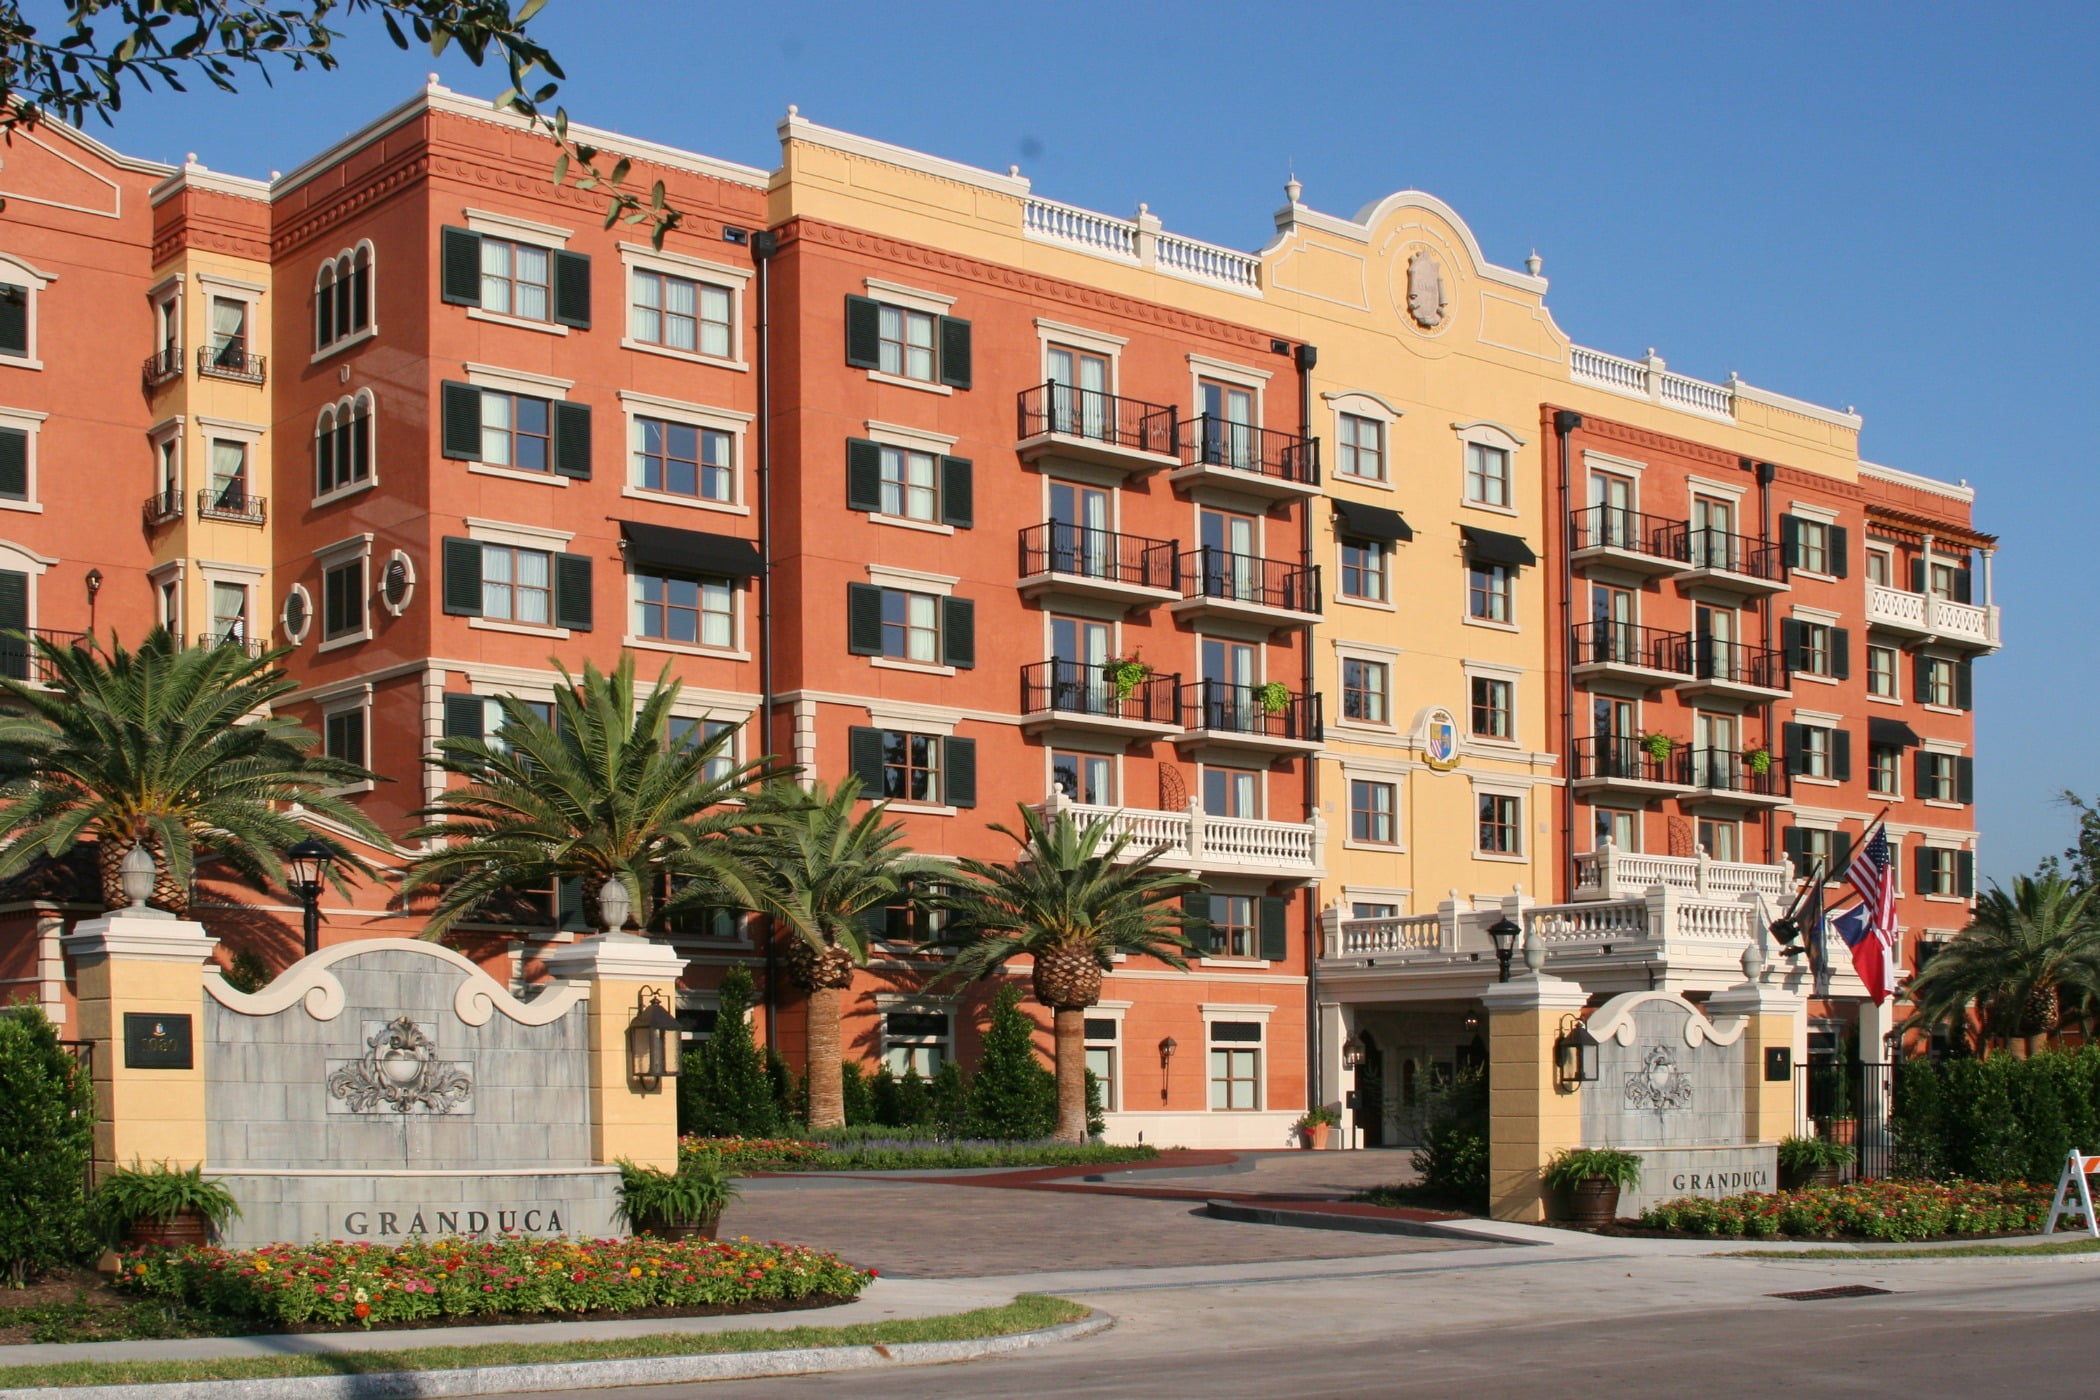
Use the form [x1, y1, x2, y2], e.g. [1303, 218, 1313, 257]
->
[1639, 732, 1675, 763]
[1254, 681, 1293, 715]
[617, 1153, 741, 1241]
[95, 1162, 241, 1250]
[1743, 747, 1773, 777]
[1292, 1105, 1341, 1150]
[1542, 1147, 1642, 1228]
[1777, 1134, 1854, 1191]
[1100, 654, 1152, 702]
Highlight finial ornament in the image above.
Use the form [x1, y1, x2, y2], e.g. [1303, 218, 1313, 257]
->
[1526, 249, 1542, 276]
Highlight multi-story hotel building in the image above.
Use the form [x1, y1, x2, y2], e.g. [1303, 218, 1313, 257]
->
[0, 84, 1990, 1148]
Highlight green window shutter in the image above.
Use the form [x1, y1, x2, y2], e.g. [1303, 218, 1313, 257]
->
[1781, 722, 1806, 776]
[441, 537, 484, 616]
[1955, 659, 1974, 711]
[1832, 729, 1852, 784]
[943, 736, 977, 808]
[439, 227, 482, 306]
[1957, 851, 1975, 898]
[1258, 897, 1289, 962]
[551, 250, 591, 328]
[1912, 652, 1929, 698]
[1830, 829, 1852, 875]
[1957, 756, 1975, 805]
[1779, 619, 1804, 672]
[1952, 567, 1973, 604]
[847, 726, 886, 794]
[846, 583, 884, 655]
[1830, 628, 1851, 681]
[1914, 844, 1931, 893]
[844, 295, 882, 369]
[440, 382, 484, 460]
[1909, 557, 1925, 593]
[1181, 891, 1211, 942]
[937, 316, 972, 389]
[1914, 747, 1929, 795]
[554, 552, 594, 631]
[940, 456, 973, 528]
[552, 400, 593, 479]
[442, 693, 486, 740]
[941, 596, 975, 669]
[845, 438, 883, 512]
[555, 876, 587, 930]
[1782, 826, 1805, 867]
[1828, 525, 1849, 578]
[1779, 515, 1801, 570]
[0, 427, 25, 500]
[0, 284, 25, 357]
[0, 568, 23, 681]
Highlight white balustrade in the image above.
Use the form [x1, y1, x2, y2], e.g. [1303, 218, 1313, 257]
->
[1575, 841, 1792, 900]
[1155, 231, 1262, 290]
[1336, 913, 1443, 956]
[1040, 798, 1319, 876]
[1570, 345, 1741, 424]
[1865, 583, 1929, 630]
[1863, 584, 1999, 649]
[1931, 597, 1997, 647]
[1674, 900, 1756, 941]
[1570, 345, 1650, 396]
[1659, 372, 1733, 418]
[1526, 901, 1649, 944]
[1022, 198, 1139, 259]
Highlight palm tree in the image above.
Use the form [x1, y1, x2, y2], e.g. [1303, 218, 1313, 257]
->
[935, 804, 1199, 1144]
[708, 777, 938, 1129]
[404, 657, 775, 941]
[0, 629, 382, 912]
[1905, 873, 2100, 1058]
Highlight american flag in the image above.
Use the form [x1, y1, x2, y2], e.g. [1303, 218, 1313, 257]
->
[1845, 822, 1898, 950]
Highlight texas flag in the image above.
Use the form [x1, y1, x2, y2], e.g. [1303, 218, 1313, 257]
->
[1831, 903, 1894, 1005]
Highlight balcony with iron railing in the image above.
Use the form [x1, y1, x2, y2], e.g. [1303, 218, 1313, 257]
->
[1671, 635, 1789, 702]
[1016, 522, 1179, 609]
[1176, 679, 1322, 753]
[195, 631, 266, 657]
[1015, 383, 1180, 474]
[1569, 505, 1687, 577]
[1571, 736, 1691, 794]
[0, 627, 89, 684]
[1170, 414, 1320, 499]
[1863, 581, 2000, 653]
[1657, 522, 1788, 597]
[141, 489, 183, 527]
[141, 346, 184, 389]
[1019, 658, 1182, 738]
[1684, 748, 1791, 807]
[1570, 620, 1693, 685]
[1170, 547, 1321, 629]
[197, 486, 267, 525]
[1034, 788, 1324, 883]
[197, 341, 267, 385]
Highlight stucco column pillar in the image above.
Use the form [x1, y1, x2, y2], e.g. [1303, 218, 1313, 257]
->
[1856, 992, 1897, 1161]
[1482, 945, 1592, 1223]
[1705, 950, 1804, 1146]
[542, 933, 687, 1171]
[63, 910, 219, 1178]
[1318, 1000, 1348, 1145]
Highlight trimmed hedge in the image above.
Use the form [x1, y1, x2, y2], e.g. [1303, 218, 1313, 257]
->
[0, 1004, 96, 1284]
[1894, 1049, 2100, 1183]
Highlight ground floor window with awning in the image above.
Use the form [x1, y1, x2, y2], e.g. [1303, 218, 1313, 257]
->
[1462, 525, 1534, 623]
[619, 520, 762, 648]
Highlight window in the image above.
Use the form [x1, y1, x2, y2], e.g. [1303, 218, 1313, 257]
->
[880, 445, 940, 522]
[1867, 645, 1898, 698]
[0, 423, 29, 503]
[849, 726, 974, 808]
[1084, 1018, 1119, 1112]
[481, 392, 552, 472]
[0, 280, 30, 360]
[1352, 902, 1400, 920]
[1468, 562, 1512, 623]
[314, 393, 374, 497]
[1787, 826, 1849, 880]
[1790, 517, 1831, 574]
[1866, 549, 1893, 586]
[1784, 721, 1848, 783]
[159, 580, 180, 630]
[1470, 676, 1514, 741]
[1477, 792, 1522, 856]
[631, 269, 731, 357]
[846, 583, 973, 669]
[1595, 808, 1638, 852]
[207, 296, 248, 366]
[480, 237, 552, 321]
[1920, 751, 1958, 803]
[1052, 750, 1113, 805]
[1699, 818, 1740, 862]
[480, 545, 553, 624]
[1927, 561, 1963, 600]
[669, 716, 738, 782]
[636, 418, 732, 501]
[636, 570, 733, 647]
[324, 706, 366, 767]
[883, 1010, 951, 1076]
[1465, 442, 1510, 507]
[1340, 537, 1388, 603]
[313, 244, 373, 352]
[879, 304, 936, 381]
[443, 536, 591, 631]
[321, 556, 366, 643]
[210, 581, 249, 643]
[1869, 743, 1901, 796]
[1350, 779, 1396, 845]
[1795, 621, 1831, 677]
[881, 731, 939, 802]
[1205, 895, 1256, 959]
[1921, 656, 1959, 708]
[881, 590, 939, 662]
[845, 294, 970, 389]
[1208, 1020, 1262, 1111]
[1921, 848, 1962, 897]
[209, 439, 248, 500]
[1202, 767, 1259, 818]
[1798, 725, 1832, 779]
[1341, 658, 1388, 724]
[1336, 412, 1385, 481]
[442, 381, 591, 477]
[1197, 380, 1258, 469]
[441, 225, 589, 328]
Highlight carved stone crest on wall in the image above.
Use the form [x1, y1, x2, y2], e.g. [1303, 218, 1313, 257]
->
[1406, 249, 1448, 329]
[327, 1016, 474, 1115]
[1623, 1044, 1693, 1116]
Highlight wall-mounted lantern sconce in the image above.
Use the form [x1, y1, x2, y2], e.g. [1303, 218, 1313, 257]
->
[1340, 1033, 1364, 1072]
[627, 986, 682, 1087]
[1554, 1014, 1600, 1089]
[1487, 917, 1521, 982]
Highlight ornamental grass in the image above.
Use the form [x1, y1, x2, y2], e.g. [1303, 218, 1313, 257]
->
[113, 1236, 871, 1330]
[1637, 1179, 2052, 1242]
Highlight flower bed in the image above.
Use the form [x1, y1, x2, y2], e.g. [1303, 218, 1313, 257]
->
[1637, 1179, 2052, 1242]
[680, 1135, 1159, 1172]
[113, 1236, 871, 1330]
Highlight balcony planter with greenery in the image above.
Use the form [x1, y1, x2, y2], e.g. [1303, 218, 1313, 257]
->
[1743, 747, 1773, 777]
[1543, 1147, 1642, 1227]
[1254, 681, 1293, 715]
[1776, 1134, 1854, 1191]
[94, 1162, 241, 1250]
[616, 1153, 740, 1241]
[1639, 732, 1675, 763]
[1101, 655, 1153, 702]
[1292, 1105, 1341, 1150]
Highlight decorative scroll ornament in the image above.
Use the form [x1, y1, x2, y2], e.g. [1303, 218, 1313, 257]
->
[1624, 1044, 1693, 1115]
[1406, 249, 1448, 330]
[327, 1016, 473, 1114]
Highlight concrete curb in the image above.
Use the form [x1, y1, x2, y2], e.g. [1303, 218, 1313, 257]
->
[1201, 1199, 1537, 1246]
[0, 1312, 1113, 1400]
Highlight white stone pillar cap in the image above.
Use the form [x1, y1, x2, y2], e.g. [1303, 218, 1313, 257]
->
[1479, 971, 1592, 1013]
[62, 912, 219, 965]
[540, 931, 687, 981]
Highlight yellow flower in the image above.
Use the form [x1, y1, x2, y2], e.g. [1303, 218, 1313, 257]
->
[255, 1260, 271, 1273]
[629, 1266, 642, 1277]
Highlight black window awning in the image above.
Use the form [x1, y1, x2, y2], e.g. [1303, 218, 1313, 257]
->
[619, 521, 763, 578]
[1462, 526, 1536, 568]
[1869, 716, 1922, 748]
[1333, 498, 1414, 543]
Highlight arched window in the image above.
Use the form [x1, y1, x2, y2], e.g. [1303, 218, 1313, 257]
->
[314, 390, 375, 499]
[314, 240, 375, 353]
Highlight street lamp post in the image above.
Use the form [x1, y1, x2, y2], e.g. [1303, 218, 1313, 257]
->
[285, 838, 334, 957]
[1487, 916, 1522, 983]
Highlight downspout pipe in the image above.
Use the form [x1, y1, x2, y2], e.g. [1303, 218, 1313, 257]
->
[753, 227, 779, 1053]
[1553, 410, 1583, 902]
[1294, 340, 1322, 1113]
[1751, 457, 1776, 864]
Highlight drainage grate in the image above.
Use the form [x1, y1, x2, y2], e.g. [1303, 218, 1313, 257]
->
[1768, 1285, 1894, 1302]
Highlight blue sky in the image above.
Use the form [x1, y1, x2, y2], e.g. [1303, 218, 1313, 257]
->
[80, 1, 2098, 879]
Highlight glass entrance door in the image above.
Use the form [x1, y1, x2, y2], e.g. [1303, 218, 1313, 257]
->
[1048, 481, 1110, 578]
[1052, 615, 1111, 712]
[1200, 509, 1259, 602]
[1047, 345, 1109, 440]
[1199, 380, 1254, 468]
[1200, 636, 1256, 730]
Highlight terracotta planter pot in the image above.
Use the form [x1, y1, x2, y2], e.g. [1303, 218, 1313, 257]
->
[121, 1209, 211, 1251]
[1300, 1122, 1331, 1150]
[1780, 1164, 1844, 1192]
[639, 1214, 721, 1242]
[1558, 1178, 1621, 1228]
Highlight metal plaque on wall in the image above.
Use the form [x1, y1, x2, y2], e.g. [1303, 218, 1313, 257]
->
[123, 1012, 194, 1069]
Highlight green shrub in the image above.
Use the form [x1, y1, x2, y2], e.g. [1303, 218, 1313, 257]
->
[1893, 1049, 2100, 1183]
[1777, 1135, 1855, 1172]
[0, 1003, 96, 1284]
[1084, 1067, 1105, 1140]
[964, 985, 1056, 1141]
[839, 1059, 875, 1126]
[1409, 1065, 1489, 1211]
[92, 1163, 241, 1240]
[615, 1153, 739, 1230]
[1543, 1147, 1642, 1191]
[929, 1060, 968, 1136]
[677, 965, 779, 1139]
[220, 948, 271, 994]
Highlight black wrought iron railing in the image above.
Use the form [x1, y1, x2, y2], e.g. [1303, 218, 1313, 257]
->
[142, 489, 184, 526]
[1573, 736, 1689, 786]
[1019, 522, 1177, 592]
[1178, 679, 1322, 743]
[0, 627, 89, 683]
[1656, 521, 1785, 581]
[1671, 635, 1789, 691]
[197, 486, 266, 525]
[1177, 547, 1321, 615]
[197, 341, 267, 385]
[1570, 504, 1683, 562]
[1021, 658, 1180, 725]
[1570, 620, 1691, 674]
[1016, 382, 1178, 457]
[141, 346, 184, 387]
[1179, 413, 1319, 486]
[1687, 748, 1790, 797]
[195, 631, 266, 657]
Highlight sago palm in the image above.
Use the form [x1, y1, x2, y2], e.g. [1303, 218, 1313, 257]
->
[404, 657, 775, 941]
[1905, 873, 2100, 1058]
[0, 629, 382, 913]
[935, 804, 1199, 1144]
[707, 777, 939, 1129]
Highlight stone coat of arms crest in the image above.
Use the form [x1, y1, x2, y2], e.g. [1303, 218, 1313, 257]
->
[1623, 1044, 1693, 1116]
[327, 1016, 474, 1115]
[1406, 249, 1448, 329]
